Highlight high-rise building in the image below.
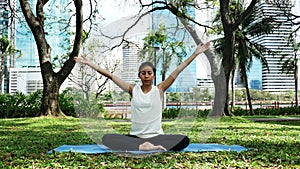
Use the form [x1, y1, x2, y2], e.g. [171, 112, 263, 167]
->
[15, 0, 71, 68]
[0, 0, 16, 93]
[9, 67, 73, 94]
[8, 0, 74, 94]
[151, 5, 197, 93]
[248, 58, 262, 90]
[250, 2, 295, 93]
[121, 43, 141, 84]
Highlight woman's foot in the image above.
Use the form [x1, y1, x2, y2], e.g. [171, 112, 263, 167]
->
[139, 142, 167, 151]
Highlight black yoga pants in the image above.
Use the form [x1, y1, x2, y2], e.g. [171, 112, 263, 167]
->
[102, 133, 189, 151]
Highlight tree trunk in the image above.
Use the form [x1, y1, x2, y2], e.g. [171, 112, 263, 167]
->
[222, 37, 235, 116]
[211, 69, 227, 116]
[295, 62, 298, 106]
[221, 21, 236, 116]
[230, 67, 236, 112]
[179, 18, 226, 116]
[223, 73, 232, 116]
[39, 78, 64, 116]
[19, 0, 83, 116]
[0, 54, 4, 94]
[243, 71, 254, 115]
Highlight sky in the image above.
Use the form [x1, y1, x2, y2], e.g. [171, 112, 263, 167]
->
[97, 0, 141, 26]
[94, 0, 212, 79]
[92, 0, 300, 78]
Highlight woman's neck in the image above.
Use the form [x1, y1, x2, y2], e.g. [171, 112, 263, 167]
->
[141, 84, 152, 94]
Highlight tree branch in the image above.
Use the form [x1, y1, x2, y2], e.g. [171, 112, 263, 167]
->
[57, 0, 83, 85]
[233, 0, 258, 30]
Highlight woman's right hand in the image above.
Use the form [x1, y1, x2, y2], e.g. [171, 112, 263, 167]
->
[194, 42, 210, 56]
[74, 56, 89, 64]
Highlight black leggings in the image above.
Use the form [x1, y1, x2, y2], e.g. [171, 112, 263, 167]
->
[102, 134, 189, 151]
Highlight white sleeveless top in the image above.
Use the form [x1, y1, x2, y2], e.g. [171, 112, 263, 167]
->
[130, 85, 164, 138]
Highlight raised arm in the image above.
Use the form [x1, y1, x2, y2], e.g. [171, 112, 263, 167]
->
[74, 56, 134, 95]
[157, 42, 210, 92]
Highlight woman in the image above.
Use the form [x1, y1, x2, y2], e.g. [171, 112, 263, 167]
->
[74, 42, 210, 151]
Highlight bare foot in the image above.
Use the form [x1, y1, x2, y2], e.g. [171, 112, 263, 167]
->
[139, 142, 167, 151]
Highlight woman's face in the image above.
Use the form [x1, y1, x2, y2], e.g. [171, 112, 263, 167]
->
[139, 65, 155, 86]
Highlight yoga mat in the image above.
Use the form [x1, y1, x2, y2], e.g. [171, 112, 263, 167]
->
[47, 143, 249, 154]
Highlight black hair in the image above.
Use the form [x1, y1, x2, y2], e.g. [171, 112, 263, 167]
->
[138, 62, 156, 77]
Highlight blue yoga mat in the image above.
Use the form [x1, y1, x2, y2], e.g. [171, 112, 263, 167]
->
[47, 143, 249, 154]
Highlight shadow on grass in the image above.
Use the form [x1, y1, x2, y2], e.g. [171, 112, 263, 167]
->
[1, 116, 300, 168]
[0, 117, 93, 160]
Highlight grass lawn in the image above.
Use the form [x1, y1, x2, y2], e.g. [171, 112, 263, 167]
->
[1, 116, 300, 168]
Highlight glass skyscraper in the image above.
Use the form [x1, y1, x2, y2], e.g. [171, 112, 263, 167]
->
[7, 0, 73, 94]
[0, 0, 16, 93]
[248, 58, 262, 90]
[15, 0, 71, 68]
[151, 5, 197, 93]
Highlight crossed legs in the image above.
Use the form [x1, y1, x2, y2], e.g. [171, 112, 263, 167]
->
[102, 134, 189, 151]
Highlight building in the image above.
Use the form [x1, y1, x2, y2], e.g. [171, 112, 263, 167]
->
[0, 0, 17, 93]
[249, 2, 295, 93]
[247, 58, 262, 90]
[151, 4, 198, 93]
[121, 43, 141, 85]
[16, 0, 71, 68]
[9, 67, 73, 95]
[10, 0, 73, 94]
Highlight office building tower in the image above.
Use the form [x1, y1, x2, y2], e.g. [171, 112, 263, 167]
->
[0, 0, 15, 40]
[151, 5, 197, 93]
[250, 2, 295, 93]
[15, 0, 71, 68]
[247, 58, 262, 90]
[0, 0, 16, 93]
[121, 43, 141, 85]
[10, 0, 73, 94]
[9, 67, 73, 94]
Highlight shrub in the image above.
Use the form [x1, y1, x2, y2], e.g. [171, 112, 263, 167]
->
[59, 88, 76, 117]
[233, 106, 300, 116]
[0, 89, 78, 118]
[162, 108, 210, 119]
[163, 108, 180, 119]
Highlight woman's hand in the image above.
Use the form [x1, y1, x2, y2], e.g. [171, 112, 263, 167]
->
[74, 56, 89, 65]
[194, 42, 210, 55]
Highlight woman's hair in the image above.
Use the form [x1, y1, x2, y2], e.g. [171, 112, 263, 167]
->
[138, 62, 156, 77]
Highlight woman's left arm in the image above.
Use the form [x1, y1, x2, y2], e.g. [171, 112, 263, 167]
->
[157, 42, 210, 92]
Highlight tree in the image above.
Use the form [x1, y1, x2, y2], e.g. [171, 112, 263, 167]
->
[279, 37, 300, 106]
[139, 23, 187, 82]
[149, 0, 258, 116]
[18, 0, 83, 116]
[212, 0, 274, 115]
[0, 36, 21, 94]
[270, 0, 300, 107]
[216, 0, 260, 115]
[100, 0, 258, 116]
[71, 32, 119, 100]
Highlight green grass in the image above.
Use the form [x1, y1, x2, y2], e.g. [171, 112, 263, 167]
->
[1, 116, 300, 168]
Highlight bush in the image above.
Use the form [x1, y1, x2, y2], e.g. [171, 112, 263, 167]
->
[162, 108, 180, 119]
[0, 91, 42, 118]
[162, 108, 210, 119]
[59, 88, 76, 117]
[72, 90, 107, 118]
[232, 106, 300, 116]
[0, 89, 78, 118]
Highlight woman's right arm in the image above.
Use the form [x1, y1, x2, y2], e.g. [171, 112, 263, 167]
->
[74, 56, 134, 95]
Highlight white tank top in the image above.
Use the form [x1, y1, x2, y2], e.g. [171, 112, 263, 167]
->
[130, 85, 164, 138]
